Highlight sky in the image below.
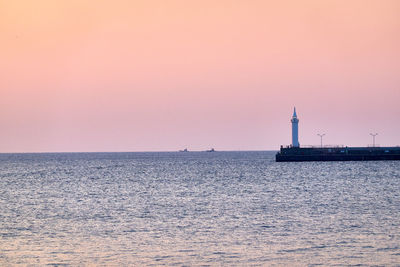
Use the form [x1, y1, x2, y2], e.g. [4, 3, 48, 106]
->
[1, 0, 399, 152]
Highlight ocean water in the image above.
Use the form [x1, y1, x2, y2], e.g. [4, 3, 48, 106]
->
[0, 151, 399, 266]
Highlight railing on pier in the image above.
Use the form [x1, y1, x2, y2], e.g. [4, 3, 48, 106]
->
[300, 145, 345, 149]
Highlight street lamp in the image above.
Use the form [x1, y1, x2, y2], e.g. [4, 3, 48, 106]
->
[317, 133, 326, 148]
[370, 133, 378, 147]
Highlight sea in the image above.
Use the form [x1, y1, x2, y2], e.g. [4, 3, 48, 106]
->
[0, 151, 399, 266]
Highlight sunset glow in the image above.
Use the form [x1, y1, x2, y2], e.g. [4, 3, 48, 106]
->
[1, 0, 399, 152]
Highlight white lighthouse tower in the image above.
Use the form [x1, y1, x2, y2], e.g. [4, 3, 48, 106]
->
[291, 107, 299, 147]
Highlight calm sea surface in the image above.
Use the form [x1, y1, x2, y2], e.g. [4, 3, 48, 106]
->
[0, 151, 399, 266]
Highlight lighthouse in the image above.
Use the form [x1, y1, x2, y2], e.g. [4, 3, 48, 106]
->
[291, 107, 299, 147]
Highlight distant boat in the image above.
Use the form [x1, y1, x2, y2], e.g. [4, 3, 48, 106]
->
[179, 148, 189, 152]
[206, 148, 215, 152]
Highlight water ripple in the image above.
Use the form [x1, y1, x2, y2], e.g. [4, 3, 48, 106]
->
[0, 152, 399, 265]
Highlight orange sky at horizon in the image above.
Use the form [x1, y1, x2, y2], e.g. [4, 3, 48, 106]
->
[1, 0, 399, 152]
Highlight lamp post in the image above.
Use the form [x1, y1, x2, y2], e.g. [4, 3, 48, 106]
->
[370, 133, 378, 147]
[317, 133, 325, 148]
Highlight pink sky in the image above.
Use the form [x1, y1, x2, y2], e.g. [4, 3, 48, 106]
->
[1, 0, 399, 152]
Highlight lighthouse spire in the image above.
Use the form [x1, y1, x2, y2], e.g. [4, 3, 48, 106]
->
[291, 107, 299, 147]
